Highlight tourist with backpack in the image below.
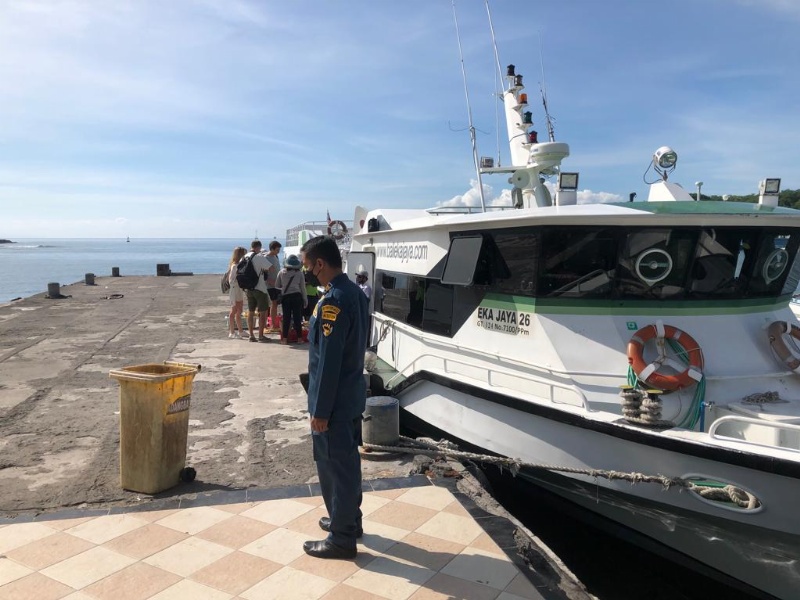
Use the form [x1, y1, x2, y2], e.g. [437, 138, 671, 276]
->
[238, 240, 272, 342]
[227, 246, 247, 339]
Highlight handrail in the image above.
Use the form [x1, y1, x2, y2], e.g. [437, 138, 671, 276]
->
[708, 415, 800, 454]
[383, 350, 588, 409]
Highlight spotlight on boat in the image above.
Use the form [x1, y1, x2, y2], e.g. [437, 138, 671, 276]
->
[652, 146, 678, 182]
[556, 172, 579, 206]
[762, 178, 781, 195]
[759, 178, 781, 207]
[654, 146, 678, 170]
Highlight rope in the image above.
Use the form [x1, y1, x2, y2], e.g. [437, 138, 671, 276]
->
[365, 435, 761, 509]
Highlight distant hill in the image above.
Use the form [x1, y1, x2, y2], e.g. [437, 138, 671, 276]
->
[0, 239, 14, 244]
[701, 188, 800, 209]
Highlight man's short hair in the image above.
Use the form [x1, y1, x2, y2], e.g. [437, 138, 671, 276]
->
[269, 240, 282, 251]
[301, 235, 342, 269]
[251, 240, 262, 250]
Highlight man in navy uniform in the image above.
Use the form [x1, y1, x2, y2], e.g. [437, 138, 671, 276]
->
[300, 235, 369, 559]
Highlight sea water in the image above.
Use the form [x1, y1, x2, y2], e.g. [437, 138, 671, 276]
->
[0, 238, 272, 303]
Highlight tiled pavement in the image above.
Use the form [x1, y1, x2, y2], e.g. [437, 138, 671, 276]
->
[0, 477, 545, 600]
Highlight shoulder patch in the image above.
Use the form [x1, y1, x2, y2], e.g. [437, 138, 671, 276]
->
[321, 304, 340, 322]
[322, 322, 333, 337]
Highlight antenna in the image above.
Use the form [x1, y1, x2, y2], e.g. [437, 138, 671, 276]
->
[485, 0, 504, 167]
[539, 35, 556, 142]
[452, 0, 486, 211]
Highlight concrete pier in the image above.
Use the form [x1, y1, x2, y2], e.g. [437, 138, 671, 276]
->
[0, 274, 589, 599]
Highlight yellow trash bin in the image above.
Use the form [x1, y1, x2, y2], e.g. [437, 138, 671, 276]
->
[109, 361, 201, 494]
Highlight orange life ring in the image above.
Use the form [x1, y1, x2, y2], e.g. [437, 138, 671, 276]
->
[327, 220, 347, 240]
[627, 322, 704, 391]
[767, 321, 800, 372]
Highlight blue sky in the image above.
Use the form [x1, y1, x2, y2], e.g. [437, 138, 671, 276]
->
[1, 0, 798, 239]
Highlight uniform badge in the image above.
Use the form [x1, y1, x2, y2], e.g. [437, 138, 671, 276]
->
[312, 302, 320, 318]
[321, 305, 340, 322]
[322, 323, 333, 337]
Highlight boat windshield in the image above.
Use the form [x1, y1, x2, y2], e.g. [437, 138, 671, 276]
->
[462, 225, 800, 300]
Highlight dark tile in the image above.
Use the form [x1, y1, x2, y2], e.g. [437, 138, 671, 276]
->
[109, 499, 181, 515]
[0, 513, 37, 525]
[245, 484, 311, 502]
[33, 508, 110, 523]
[178, 489, 248, 508]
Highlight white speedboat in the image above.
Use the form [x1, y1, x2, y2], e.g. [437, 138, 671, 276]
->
[284, 217, 351, 262]
[345, 59, 800, 599]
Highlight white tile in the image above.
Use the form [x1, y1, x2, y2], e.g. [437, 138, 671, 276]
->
[239, 528, 309, 564]
[66, 514, 148, 544]
[415, 512, 483, 545]
[150, 578, 233, 599]
[0, 557, 33, 586]
[240, 499, 314, 526]
[154, 506, 233, 535]
[344, 555, 435, 600]
[359, 493, 391, 517]
[394, 486, 455, 511]
[0, 523, 56, 553]
[144, 537, 233, 577]
[440, 547, 519, 590]
[358, 520, 411, 554]
[241, 566, 335, 600]
[41, 546, 136, 589]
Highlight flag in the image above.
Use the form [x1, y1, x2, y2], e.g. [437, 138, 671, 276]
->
[326, 209, 332, 225]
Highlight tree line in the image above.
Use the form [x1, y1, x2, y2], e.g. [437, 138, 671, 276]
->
[700, 188, 800, 209]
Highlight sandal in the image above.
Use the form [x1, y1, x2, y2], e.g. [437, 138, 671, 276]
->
[249, 336, 258, 342]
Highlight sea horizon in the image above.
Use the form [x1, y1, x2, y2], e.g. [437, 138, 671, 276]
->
[0, 237, 286, 303]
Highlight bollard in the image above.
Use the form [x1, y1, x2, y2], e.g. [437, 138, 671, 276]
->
[362, 396, 400, 446]
[85, 273, 95, 285]
[47, 282, 61, 297]
[112, 267, 120, 277]
[156, 263, 171, 276]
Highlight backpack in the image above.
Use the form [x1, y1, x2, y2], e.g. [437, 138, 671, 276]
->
[236, 253, 261, 290]
[221, 270, 231, 294]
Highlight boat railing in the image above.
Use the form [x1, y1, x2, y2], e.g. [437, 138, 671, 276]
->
[708, 415, 800, 454]
[426, 205, 517, 215]
[384, 350, 588, 408]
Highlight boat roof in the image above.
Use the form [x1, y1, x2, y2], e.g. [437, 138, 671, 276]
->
[364, 201, 800, 234]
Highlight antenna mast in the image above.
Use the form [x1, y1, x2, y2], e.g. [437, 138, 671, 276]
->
[485, 0, 504, 167]
[539, 35, 556, 142]
[452, 0, 486, 212]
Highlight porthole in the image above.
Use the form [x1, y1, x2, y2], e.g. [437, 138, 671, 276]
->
[762, 248, 789, 284]
[635, 248, 673, 284]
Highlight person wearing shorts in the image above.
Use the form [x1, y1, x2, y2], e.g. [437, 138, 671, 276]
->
[244, 240, 272, 342]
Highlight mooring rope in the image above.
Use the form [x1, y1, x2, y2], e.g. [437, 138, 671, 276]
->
[364, 435, 761, 509]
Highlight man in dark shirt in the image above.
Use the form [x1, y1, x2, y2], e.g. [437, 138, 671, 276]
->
[300, 235, 369, 559]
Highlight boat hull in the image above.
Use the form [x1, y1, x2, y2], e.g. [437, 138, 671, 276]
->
[396, 377, 800, 599]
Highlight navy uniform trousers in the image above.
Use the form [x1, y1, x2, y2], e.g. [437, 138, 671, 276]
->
[312, 417, 363, 550]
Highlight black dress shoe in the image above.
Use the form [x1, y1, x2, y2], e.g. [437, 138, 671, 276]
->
[302, 539, 357, 559]
[319, 516, 363, 538]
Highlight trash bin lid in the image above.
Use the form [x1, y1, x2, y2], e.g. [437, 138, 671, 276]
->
[109, 362, 201, 382]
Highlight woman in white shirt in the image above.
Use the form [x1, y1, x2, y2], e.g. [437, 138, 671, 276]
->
[228, 246, 247, 338]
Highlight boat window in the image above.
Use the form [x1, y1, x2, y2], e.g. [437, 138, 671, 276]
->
[380, 271, 455, 337]
[617, 229, 696, 299]
[496, 225, 800, 301]
[441, 236, 483, 285]
[493, 230, 541, 296]
[539, 228, 618, 298]
[442, 234, 511, 287]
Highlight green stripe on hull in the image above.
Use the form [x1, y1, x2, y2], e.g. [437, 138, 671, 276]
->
[482, 293, 792, 316]
[609, 200, 799, 216]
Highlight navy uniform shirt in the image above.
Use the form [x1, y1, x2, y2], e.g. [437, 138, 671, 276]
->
[307, 272, 369, 422]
